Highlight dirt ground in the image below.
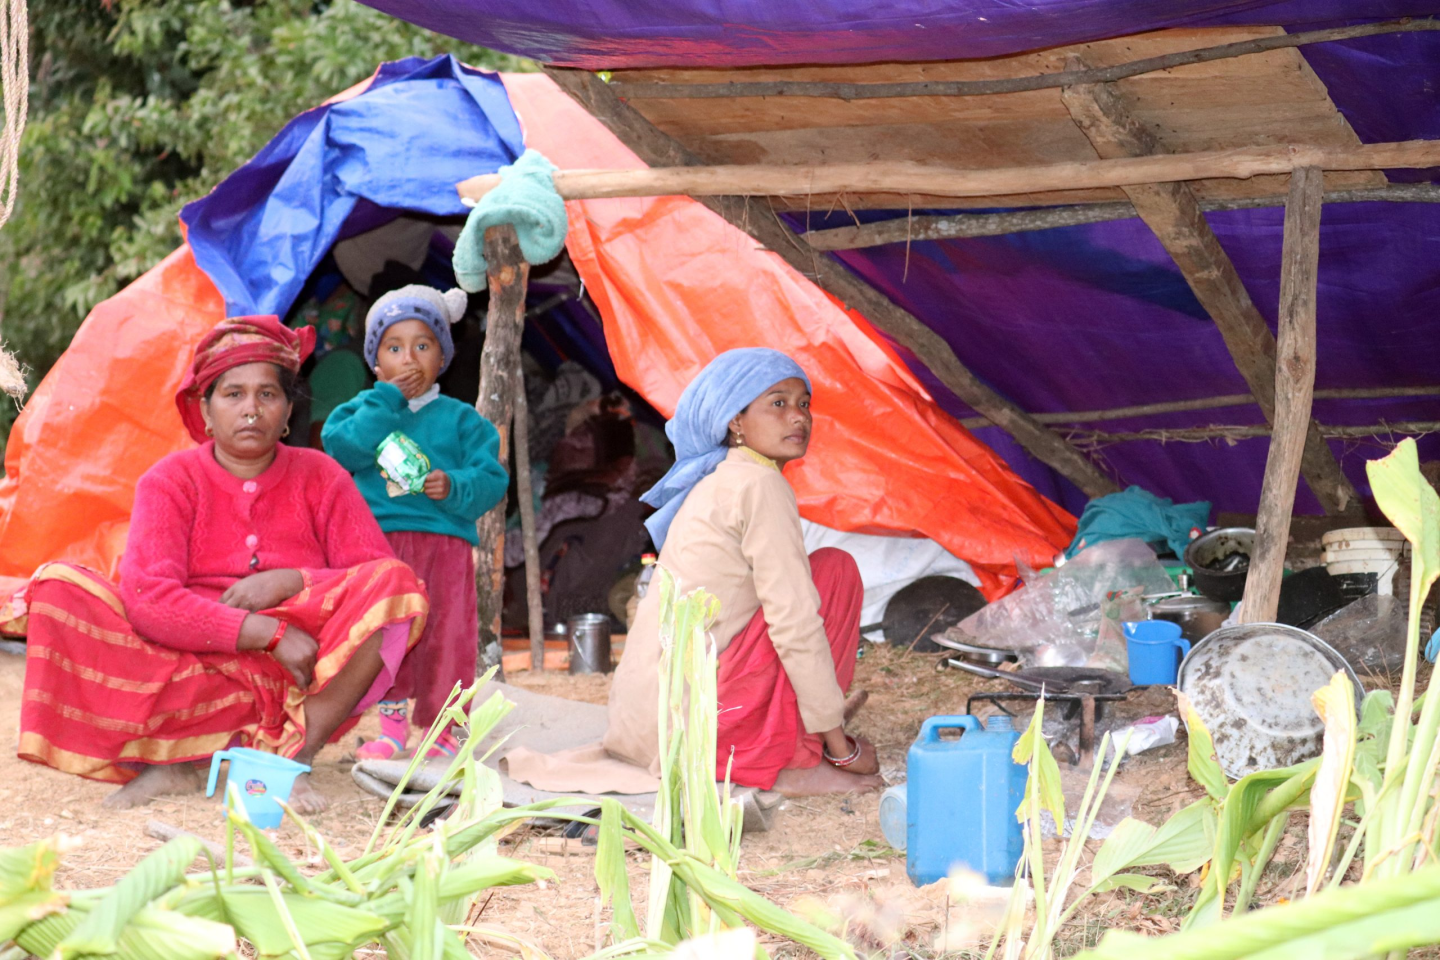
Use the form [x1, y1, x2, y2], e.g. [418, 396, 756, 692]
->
[0, 642, 1285, 958]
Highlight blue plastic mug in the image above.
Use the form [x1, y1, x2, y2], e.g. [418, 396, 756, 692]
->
[206, 747, 310, 829]
[1123, 620, 1191, 686]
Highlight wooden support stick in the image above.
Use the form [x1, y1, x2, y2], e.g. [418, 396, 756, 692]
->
[474, 225, 530, 679]
[960, 386, 1440, 430]
[1059, 78, 1359, 516]
[1063, 421, 1440, 445]
[457, 139, 1440, 206]
[543, 67, 1120, 499]
[1240, 167, 1324, 624]
[511, 358, 545, 672]
[146, 820, 252, 867]
[608, 18, 1440, 100]
[803, 184, 1440, 251]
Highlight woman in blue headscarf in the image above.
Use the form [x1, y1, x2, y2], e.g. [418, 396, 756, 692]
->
[604, 348, 881, 796]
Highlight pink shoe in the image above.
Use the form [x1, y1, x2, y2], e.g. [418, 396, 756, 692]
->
[425, 731, 460, 760]
[356, 734, 406, 761]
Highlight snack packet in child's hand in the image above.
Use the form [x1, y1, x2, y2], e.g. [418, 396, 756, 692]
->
[376, 431, 431, 497]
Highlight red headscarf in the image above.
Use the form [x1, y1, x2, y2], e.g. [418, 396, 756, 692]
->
[175, 315, 316, 443]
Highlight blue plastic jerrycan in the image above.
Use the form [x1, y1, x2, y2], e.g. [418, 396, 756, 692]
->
[905, 714, 1027, 886]
[206, 747, 310, 829]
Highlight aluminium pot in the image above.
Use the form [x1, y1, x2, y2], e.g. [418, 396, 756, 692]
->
[1148, 594, 1230, 643]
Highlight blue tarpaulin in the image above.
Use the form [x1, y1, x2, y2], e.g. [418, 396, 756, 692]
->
[180, 56, 525, 319]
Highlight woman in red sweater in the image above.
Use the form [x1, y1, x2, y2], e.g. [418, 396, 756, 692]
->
[18, 315, 429, 813]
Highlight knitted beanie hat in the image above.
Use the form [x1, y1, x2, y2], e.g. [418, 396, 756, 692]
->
[364, 284, 468, 374]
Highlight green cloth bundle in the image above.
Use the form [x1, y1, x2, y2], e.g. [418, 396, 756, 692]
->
[453, 148, 568, 291]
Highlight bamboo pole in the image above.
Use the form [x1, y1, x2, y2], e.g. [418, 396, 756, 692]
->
[457, 140, 1440, 206]
[511, 358, 545, 672]
[1059, 77, 1359, 516]
[474, 224, 530, 679]
[1064, 421, 1440, 445]
[959, 386, 1440, 430]
[607, 18, 1440, 101]
[540, 66, 1120, 499]
[803, 184, 1440, 251]
[1240, 166, 1325, 624]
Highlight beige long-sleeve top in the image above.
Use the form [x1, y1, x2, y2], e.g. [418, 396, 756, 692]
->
[603, 447, 846, 772]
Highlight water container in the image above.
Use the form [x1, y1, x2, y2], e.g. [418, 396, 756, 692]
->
[905, 714, 1027, 886]
[878, 784, 907, 850]
[206, 747, 310, 829]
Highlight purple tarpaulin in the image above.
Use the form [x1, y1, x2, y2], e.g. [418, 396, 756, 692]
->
[357, 0, 1440, 516]
[359, 0, 1439, 68]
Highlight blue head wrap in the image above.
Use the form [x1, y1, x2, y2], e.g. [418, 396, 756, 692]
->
[641, 348, 811, 549]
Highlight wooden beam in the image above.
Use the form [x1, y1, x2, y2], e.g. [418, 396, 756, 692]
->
[542, 66, 1121, 499]
[1240, 167, 1324, 623]
[608, 18, 1440, 100]
[457, 139, 1440, 206]
[1059, 79, 1360, 516]
[475, 224, 530, 678]
[1064, 421, 1440, 445]
[959, 385, 1440, 430]
[803, 184, 1440, 251]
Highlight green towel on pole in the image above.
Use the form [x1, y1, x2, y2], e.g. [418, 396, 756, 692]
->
[453, 149, 568, 292]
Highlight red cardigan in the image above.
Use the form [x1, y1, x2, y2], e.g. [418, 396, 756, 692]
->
[118, 442, 396, 653]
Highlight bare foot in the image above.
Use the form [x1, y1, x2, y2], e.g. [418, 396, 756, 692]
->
[288, 773, 329, 815]
[772, 764, 884, 798]
[101, 763, 202, 810]
[843, 689, 869, 723]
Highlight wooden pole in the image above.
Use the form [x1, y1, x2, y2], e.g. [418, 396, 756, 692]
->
[1064, 421, 1440, 446]
[474, 224, 530, 679]
[959, 386, 1440, 430]
[1059, 78, 1360, 517]
[511, 358, 546, 671]
[456, 139, 1440, 206]
[1240, 167, 1324, 624]
[803, 184, 1440, 251]
[541, 67, 1121, 500]
[607, 17, 1440, 101]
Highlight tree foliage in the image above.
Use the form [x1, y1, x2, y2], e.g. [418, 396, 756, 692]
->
[0, 0, 527, 398]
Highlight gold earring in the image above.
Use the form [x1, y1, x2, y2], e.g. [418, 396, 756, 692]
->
[205, 424, 214, 437]
[282, 425, 290, 438]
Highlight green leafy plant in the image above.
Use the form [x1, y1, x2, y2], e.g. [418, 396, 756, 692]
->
[0, 671, 558, 960]
[592, 566, 859, 960]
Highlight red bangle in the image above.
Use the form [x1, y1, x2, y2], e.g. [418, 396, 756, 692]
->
[264, 620, 288, 653]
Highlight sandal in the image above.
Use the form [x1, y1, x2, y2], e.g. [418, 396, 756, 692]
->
[356, 734, 407, 761]
[425, 730, 461, 759]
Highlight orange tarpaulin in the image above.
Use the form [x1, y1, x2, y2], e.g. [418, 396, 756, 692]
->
[502, 74, 1075, 596]
[0, 246, 225, 590]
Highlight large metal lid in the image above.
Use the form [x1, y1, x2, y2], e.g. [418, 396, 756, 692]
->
[1177, 622, 1363, 779]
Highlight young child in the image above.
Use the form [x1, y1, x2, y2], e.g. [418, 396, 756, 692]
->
[323, 284, 509, 759]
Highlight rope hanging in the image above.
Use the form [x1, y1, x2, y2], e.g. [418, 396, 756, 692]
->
[0, 0, 25, 231]
[0, 0, 27, 402]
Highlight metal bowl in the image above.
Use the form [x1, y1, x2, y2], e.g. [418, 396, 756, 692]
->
[1184, 527, 1255, 603]
[930, 633, 1019, 666]
[1178, 622, 1363, 779]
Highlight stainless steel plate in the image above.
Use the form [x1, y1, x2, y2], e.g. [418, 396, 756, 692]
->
[1178, 622, 1363, 779]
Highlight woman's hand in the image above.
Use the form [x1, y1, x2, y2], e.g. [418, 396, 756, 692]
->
[271, 624, 320, 689]
[848, 735, 880, 776]
[221, 569, 305, 612]
[423, 469, 451, 500]
[821, 728, 880, 776]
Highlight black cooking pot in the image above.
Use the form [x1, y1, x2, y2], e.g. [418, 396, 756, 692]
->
[1184, 527, 1255, 603]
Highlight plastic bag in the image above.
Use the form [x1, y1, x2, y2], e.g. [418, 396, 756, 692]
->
[1311, 593, 1408, 675]
[954, 538, 1175, 667]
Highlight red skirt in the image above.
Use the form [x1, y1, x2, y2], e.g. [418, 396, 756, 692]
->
[714, 547, 863, 790]
[18, 559, 427, 783]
